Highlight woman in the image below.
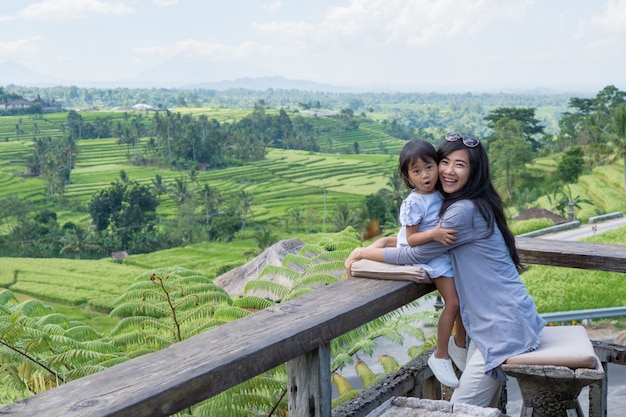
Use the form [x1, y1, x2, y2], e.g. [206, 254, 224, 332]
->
[345, 133, 545, 406]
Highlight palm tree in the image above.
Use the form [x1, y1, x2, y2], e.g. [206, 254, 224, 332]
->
[199, 183, 221, 228]
[611, 105, 626, 196]
[252, 226, 278, 252]
[169, 177, 191, 213]
[188, 167, 199, 191]
[557, 185, 594, 222]
[332, 202, 359, 231]
[59, 225, 100, 259]
[152, 174, 168, 224]
[237, 189, 255, 236]
[379, 169, 406, 221]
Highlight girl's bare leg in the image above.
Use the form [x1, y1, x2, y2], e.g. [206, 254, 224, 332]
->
[433, 276, 459, 359]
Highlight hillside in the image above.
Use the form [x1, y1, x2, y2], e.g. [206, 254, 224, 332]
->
[0, 106, 624, 318]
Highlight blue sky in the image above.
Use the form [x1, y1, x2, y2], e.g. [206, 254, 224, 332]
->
[1, 0, 625, 92]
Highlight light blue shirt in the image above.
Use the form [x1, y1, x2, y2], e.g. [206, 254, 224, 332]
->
[396, 191, 452, 278]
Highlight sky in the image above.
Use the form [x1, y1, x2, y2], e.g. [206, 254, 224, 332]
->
[1, 0, 626, 93]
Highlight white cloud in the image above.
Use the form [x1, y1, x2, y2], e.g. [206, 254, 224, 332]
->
[51, 54, 73, 62]
[322, 0, 533, 46]
[251, 0, 534, 52]
[134, 39, 281, 62]
[0, 0, 134, 22]
[591, 0, 626, 33]
[152, 0, 179, 7]
[0, 37, 41, 58]
[262, 1, 283, 12]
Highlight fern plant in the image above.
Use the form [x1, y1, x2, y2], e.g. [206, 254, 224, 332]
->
[109, 266, 236, 352]
[0, 228, 436, 415]
[0, 290, 124, 403]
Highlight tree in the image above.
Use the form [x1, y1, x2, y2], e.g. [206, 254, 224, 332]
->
[66, 110, 84, 140]
[252, 225, 279, 252]
[611, 105, 626, 196]
[169, 176, 191, 212]
[237, 189, 255, 236]
[59, 224, 100, 259]
[547, 185, 594, 221]
[484, 107, 545, 150]
[332, 202, 359, 231]
[88, 173, 159, 250]
[487, 119, 533, 201]
[556, 146, 585, 184]
[337, 108, 359, 130]
[378, 169, 406, 222]
[198, 183, 221, 232]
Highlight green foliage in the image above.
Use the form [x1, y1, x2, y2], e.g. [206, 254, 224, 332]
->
[109, 266, 233, 351]
[509, 218, 555, 235]
[557, 146, 585, 183]
[89, 172, 159, 251]
[0, 290, 124, 402]
[484, 107, 546, 150]
[521, 225, 626, 313]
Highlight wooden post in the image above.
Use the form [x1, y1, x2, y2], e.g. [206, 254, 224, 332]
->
[287, 343, 331, 417]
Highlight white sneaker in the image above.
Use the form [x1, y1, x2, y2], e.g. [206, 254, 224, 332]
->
[427, 353, 459, 388]
[448, 335, 467, 372]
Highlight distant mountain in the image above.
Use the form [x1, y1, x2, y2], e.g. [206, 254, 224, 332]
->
[184, 76, 350, 92]
[121, 57, 351, 92]
[0, 61, 64, 87]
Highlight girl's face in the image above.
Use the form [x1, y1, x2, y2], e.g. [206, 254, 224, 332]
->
[406, 157, 438, 195]
[438, 149, 470, 194]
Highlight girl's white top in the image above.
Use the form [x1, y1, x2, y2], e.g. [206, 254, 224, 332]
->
[396, 190, 452, 278]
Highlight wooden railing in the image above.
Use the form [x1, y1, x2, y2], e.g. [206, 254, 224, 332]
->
[1, 237, 625, 417]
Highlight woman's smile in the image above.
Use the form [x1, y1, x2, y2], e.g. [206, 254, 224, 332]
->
[439, 149, 470, 194]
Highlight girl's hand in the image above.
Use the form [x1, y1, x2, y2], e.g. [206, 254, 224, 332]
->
[432, 220, 458, 246]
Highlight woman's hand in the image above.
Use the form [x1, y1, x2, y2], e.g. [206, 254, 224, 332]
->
[344, 248, 362, 275]
[344, 246, 386, 276]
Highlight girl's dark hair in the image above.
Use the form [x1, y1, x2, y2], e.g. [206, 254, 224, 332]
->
[398, 139, 438, 189]
[437, 138, 522, 270]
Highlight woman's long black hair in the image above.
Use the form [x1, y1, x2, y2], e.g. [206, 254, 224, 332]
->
[437, 138, 522, 270]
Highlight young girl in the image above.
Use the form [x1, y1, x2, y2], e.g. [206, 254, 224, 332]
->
[396, 139, 467, 388]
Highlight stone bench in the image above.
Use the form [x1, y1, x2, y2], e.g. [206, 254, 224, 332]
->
[369, 397, 502, 417]
[501, 325, 605, 417]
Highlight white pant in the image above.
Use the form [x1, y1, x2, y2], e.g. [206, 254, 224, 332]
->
[450, 340, 502, 407]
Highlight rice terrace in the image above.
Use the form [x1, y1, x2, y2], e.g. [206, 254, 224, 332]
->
[0, 84, 625, 413]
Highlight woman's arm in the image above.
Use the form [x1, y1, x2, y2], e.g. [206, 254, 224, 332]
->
[344, 246, 385, 273]
[344, 236, 397, 273]
[385, 200, 479, 265]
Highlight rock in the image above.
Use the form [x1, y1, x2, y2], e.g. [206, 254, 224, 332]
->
[214, 238, 305, 301]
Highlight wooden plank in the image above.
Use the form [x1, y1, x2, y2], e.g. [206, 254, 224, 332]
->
[287, 344, 331, 417]
[516, 237, 626, 273]
[0, 277, 434, 417]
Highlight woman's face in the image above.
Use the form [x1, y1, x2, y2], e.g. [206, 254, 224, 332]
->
[438, 149, 471, 194]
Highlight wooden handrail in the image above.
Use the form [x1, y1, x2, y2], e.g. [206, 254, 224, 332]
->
[0, 238, 624, 416]
[516, 237, 626, 272]
[0, 274, 435, 416]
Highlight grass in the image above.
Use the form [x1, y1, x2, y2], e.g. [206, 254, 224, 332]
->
[521, 225, 626, 314]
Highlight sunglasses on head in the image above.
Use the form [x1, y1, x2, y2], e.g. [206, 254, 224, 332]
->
[445, 132, 480, 148]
